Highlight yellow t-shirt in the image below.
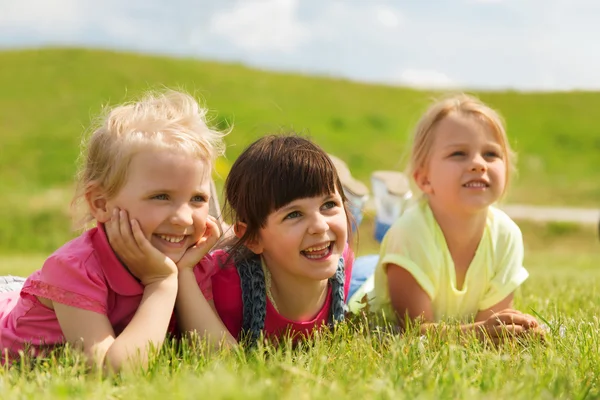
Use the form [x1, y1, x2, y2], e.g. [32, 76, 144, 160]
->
[348, 201, 529, 322]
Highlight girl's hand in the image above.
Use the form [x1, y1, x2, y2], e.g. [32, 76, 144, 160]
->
[105, 208, 178, 286]
[478, 309, 540, 344]
[176, 216, 221, 271]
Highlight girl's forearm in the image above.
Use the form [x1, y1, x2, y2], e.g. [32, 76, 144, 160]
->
[175, 269, 236, 347]
[404, 318, 486, 343]
[103, 275, 178, 372]
[420, 320, 484, 337]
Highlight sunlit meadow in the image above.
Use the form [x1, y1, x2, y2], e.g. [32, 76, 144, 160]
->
[0, 48, 598, 399]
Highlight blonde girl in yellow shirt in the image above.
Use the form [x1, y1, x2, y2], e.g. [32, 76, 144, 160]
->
[349, 94, 542, 344]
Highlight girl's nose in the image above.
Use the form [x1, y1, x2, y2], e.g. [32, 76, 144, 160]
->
[308, 213, 329, 235]
[170, 203, 194, 226]
[470, 154, 487, 172]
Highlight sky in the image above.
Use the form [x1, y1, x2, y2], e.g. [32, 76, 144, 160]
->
[1, 0, 599, 91]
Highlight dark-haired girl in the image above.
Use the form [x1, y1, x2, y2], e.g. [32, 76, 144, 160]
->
[197, 134, 354, 344]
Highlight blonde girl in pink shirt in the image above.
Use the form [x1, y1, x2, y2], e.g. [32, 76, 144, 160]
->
[0, 90, 230, 371]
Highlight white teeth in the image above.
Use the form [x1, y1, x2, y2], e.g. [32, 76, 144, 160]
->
[305, 253, 325, 259]
[464, 181, 487, 188]
[303, 243, 330, 253]
[158, 234, 185, 243]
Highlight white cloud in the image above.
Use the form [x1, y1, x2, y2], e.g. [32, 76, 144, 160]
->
[1, 0, 599, 91]
[374, 6, 403, 29]
[208, 0, 310, 53]
[287, 2, 405, 54]
[393, 69, 458, 89]
[0, 0, 87, 38]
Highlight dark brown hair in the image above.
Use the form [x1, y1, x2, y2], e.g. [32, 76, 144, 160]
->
[223, 133, 352, 259]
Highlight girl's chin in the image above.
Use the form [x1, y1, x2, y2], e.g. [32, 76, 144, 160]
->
[163, 251, 185, 264]
[151, 239, 188, 263]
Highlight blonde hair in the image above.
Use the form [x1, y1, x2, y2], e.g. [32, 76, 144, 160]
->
[71, 89, 226, 229]
[408, 93, 516, 196]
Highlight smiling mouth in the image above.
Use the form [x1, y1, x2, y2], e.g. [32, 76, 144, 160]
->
[156, 234, 187, 244]
[463, 181, 489, 188]
[301, 242, 334, 259]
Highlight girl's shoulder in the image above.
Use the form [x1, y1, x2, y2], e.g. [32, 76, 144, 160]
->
[42, 226, 127, 280]
[204, 249, 243, 287]
[51, 228, 97, 257]
[383, 200, 435, 246]
[487, 206, 522, 241]
[21, 227, 118, 314]
[30, 226, 136, 295]
[39, 228, 103, 277]
[395, 200, 431, 228]
[200, 249, 237, 272]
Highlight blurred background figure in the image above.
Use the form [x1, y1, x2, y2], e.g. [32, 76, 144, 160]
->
[328, 156, 414, 242]
[370, 171, 413, 242]
[328, 154, 369, 234]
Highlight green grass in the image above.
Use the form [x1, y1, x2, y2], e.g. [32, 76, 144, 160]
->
[1, 321, 598, 399]
[1, 47, 599, 253]
[1, 220, 599, 399]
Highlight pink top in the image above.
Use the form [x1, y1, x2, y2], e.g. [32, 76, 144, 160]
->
[0, 225, 213, 361]
[201, 245, 354, 341]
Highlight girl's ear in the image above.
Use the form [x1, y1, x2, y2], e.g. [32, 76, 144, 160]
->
[85, 183, 111, 223]
[234, 222, 264, 254]
[233, 222, 246, 238]
[413, 168, 433, 195]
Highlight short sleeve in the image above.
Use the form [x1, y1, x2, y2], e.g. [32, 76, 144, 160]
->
[193, 252, 222, 301]
[23, 253, 108, 314]
[478, 219, 529, 310]
[378, 220, 437, 300]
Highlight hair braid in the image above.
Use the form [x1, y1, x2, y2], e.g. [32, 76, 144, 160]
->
[328, 256, 346, 327]
[236, 257, 266, 346]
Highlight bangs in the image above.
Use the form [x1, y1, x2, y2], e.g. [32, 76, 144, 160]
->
[222, 133, 353, 260]
[268, 149, 339, 212]
[225, 135, 345, 230]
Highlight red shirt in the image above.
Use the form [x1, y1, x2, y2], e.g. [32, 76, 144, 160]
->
[0, 226, 214, 361]
[199, 245, 354, 341]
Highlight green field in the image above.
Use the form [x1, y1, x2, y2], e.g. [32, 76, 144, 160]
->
[1, 48, 599, 398]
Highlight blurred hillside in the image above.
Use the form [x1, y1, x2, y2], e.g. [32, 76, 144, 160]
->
[1, 48, 598, 253]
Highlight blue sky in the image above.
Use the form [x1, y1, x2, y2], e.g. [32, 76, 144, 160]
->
[1, 0, 598, 91]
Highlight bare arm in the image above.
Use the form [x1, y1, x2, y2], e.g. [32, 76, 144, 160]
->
[108, 211, 235, 349]
[59, 207, 182, 372]
[54, 275, 177, 373]
[387, 263, 538, 343]
[474, 294, 513, 322]
[173, 216, 236, 347]
[176, 269, 236, 347]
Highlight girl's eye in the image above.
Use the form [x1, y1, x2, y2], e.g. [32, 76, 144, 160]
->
[322, 200, 337, 210]
[284, 211, 302, 220]
[450, 151, 466, 157]
[484, 151, 501, 159]
[191, 195, 207, 203]
[152, 194, 169, 200]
